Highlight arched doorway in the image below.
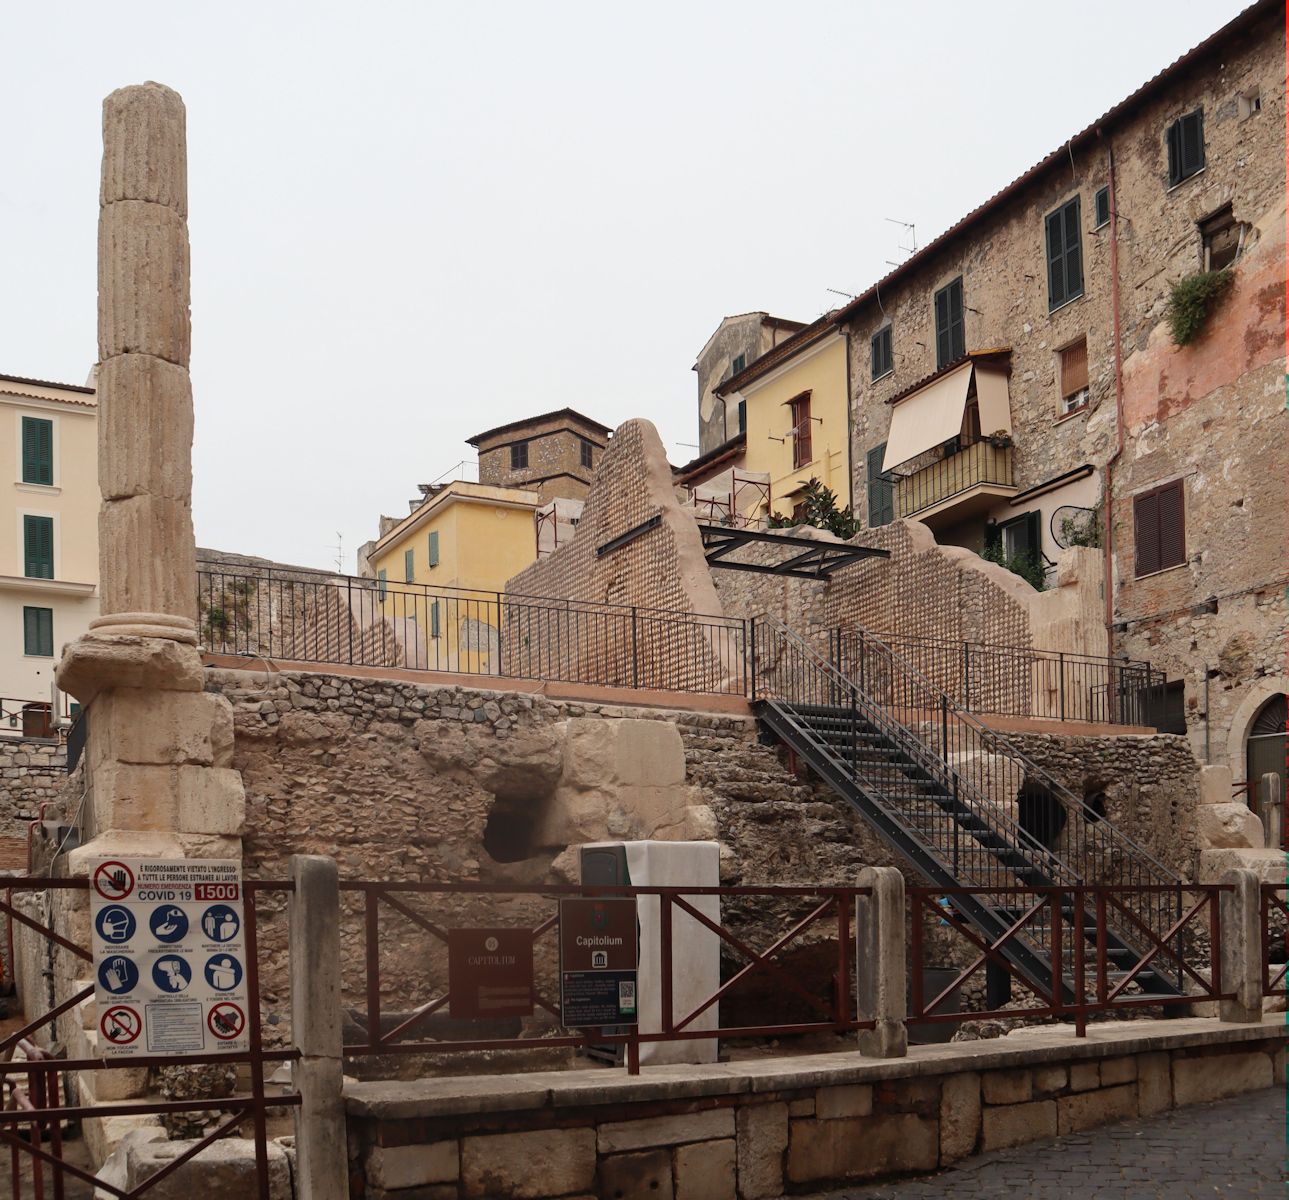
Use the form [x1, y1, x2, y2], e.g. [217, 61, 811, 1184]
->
[1245, 693, 1286, 822]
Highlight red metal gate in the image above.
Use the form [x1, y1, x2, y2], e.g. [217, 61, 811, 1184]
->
[0, 877, 298, 1199]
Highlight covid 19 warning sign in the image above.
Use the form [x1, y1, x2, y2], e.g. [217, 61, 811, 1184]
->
[90, 858, 249, 1057]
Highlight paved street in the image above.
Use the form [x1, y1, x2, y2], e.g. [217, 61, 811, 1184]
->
[803, 1087, 1287, 1200]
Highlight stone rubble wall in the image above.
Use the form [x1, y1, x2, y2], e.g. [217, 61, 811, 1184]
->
[345, 1026, 1285, 1199]
[0, 737, 65, 870]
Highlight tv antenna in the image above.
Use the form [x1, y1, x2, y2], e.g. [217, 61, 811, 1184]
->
[825, 287, 856, 301]
[884, 217, 917, 266]
[331, 532, 344, 574]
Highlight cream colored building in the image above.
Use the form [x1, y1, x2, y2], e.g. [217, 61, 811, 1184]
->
[0, 371, 98, 723]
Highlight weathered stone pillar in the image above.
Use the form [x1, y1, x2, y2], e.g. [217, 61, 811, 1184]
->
[1219, 867, 1262, 1023]
[289, 855, 348, 1200]
[1259, 772, 1282, 851]
[856, 865, 908, 1058]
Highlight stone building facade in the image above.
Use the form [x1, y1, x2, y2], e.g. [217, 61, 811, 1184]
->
[467, 408, 612, 506]
[832, 0, 1286, 786]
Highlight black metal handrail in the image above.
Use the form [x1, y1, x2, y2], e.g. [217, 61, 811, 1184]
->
[830, 628, 1160, 728]
[752, 615, 1185, 995]
[196, 566, 747, 696]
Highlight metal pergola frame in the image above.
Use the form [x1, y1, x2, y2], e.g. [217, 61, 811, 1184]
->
[698, 525, 890, 579]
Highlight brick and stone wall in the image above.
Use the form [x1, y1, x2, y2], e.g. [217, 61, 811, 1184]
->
[475, 412, 606, 506]
[0, 736, 64, 869]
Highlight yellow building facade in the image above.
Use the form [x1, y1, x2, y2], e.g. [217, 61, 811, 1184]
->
[366, 481, 539, 673]
[713, 320, 850, 520]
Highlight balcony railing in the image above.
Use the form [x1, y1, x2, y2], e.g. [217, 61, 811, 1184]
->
[894, 439, 1014, 519]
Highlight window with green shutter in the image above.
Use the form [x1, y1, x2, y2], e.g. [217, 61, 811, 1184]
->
[1166, 109, 1204, 187]
[21, 417, 53, 485]
[430, 600, 441, 638]
[23, 515, 54, 578]
[23, 607, 53, 657]
[428, 530, 440, 567]
[870, 327, 893, 380]
[934, 277, 965, 369]
[866, 444, 894, 527]
[377, 569, 387, 601]
[1093, 186, 1110, 229]
[404, 547, 414, 583]
[1045, 197, 1084, 310]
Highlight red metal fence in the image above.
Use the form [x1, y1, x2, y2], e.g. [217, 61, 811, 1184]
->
[1261, 883, 1287, 998]
[0, 878, 297, 1200]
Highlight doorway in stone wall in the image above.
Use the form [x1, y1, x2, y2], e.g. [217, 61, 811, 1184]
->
[1245, 692, 1287, 826]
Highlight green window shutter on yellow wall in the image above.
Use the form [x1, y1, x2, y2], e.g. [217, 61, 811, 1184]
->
[23, 515, 53, 578]
[404, 548, 414, 583]
[430, 600, 441, 638]
[23, 606, 53, 656]
[22, 417, 53, 485]
[377, 569, 387, 601]
[428, 531, 440, 567]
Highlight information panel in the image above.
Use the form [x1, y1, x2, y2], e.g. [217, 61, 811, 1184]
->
[447, 928, 535, 1020]
[90, 858, 248, 1057]
[558, 897, 638, 1028]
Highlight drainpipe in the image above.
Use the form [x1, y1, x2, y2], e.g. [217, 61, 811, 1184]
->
[1100, 133, 1126, 654]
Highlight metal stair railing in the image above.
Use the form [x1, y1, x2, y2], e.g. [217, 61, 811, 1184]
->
[750, 615, 1187, 997]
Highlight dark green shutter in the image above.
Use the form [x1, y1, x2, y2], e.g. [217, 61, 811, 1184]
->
[935, 287, 951, 367]
[23, 515, 53, 578]
[737, 400, 746, 435]
[22, 417, 53, 485]
[1046, 199, 1082, 310]
[936, 278, 964, 367]
[430, 600, 441, 638]
[866, 444, 893, 527]
[428, 530, 440, 567]
[1094, 186, 1110, 227]
[1168, 110, 1204, 185]
[377, 569, 387, 600]
[23, 606, 53, 657]
[404, 548, 414, 583]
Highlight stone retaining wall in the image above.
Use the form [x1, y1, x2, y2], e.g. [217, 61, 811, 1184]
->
[344, 1018, 1285, 1199]
[0, 736, 65, 869]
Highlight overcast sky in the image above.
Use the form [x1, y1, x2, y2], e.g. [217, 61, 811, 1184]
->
[2, 0, 1249, 572]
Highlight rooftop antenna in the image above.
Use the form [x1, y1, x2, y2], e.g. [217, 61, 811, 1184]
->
[331, 531, 344, 574]
[884, 217, 917, 267]
[825, 287, 856, 301]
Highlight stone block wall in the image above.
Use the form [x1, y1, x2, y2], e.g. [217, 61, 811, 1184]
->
[0, 736, 65, 869]
[344, 1025, 1284, 1198]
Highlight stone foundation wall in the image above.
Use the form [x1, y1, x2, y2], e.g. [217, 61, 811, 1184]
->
[344, 1021, 1285, 1199]
[0, 737, 66, 870]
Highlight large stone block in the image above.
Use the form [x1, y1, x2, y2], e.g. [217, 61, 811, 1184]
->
[561, 718, 685, 790]
[90, 689, 227, 769]
[57, 634, 204, 706]
[1098, 1057, 1138, 1086]
[599, 1108, 734, 1153]
[1137, 1051, 1172, 1116]
[675, 1138, 735, 1200]
[367, 1140, 459, 1190]
[982, 1069, 1032, 1105]
[1172, 1050, 1273, 1106]
[176, 766, 246, 835]
[1057, 1083, 1138, 1134]
[736, 1102, 788, 1199]
[101, 83, 187, 216]
[1199, 848, 1288, 884]
[939, 1071, 980, 1164]
[980, 1100, 1056, 1151]
[1199, 764, 1234, 805]
[815, 1084, 872, 1119]
[599, 1149, 673, 1200]
[461, 1128, 594, 1199]
[126, 1135, 291, 1199]
[89, 763, 179, 831]
[99, 494, 198, 618]
[98, 199, 190, 366]
[97, 354, 194, 501]
[1197, 803, 1265, 849]
[786, 1114, 937, 1185]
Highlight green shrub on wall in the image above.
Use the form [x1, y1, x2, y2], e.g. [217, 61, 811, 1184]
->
[1166, 268, 1233, 346]
[981, 540, 1047, 592]
[768, 478, 860, 540]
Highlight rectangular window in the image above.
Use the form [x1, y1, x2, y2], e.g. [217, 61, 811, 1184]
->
[1166, 108, 1204, 186]
[1059, 338, 1089, 415]
[866, 444, 893, 527]
[404, 547, 414, 583]
[731, 353, 746, 376]
[871, 327, 893, 380]
[934, 277, 965, 368]
[1046, 196, 1084, 310]
[428, 530, 440, 567]
[430, 600, 441, 638]
[23, 606, 53, 657]
[1133, 479, 1186, 577]
[1200, 204, 1245, 271]
[510, 441, 529, 470]
[21, 417, 53, 485]
[579, 438, 594, 469]
[789, 393, 812, 469]
[736, 399, 746, 435]
[1093, 186, 1110, 229]
[377, 569, 387, 601]
[23, 515, 53, 578]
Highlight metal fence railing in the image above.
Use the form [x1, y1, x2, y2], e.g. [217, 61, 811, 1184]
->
[831, 629, 1160, 728]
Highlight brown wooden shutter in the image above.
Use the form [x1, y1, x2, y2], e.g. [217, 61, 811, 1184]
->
[1157, 479, 1186, 569]
[1134, 490, 1161, 577]
[1061, 340, 1088, 396]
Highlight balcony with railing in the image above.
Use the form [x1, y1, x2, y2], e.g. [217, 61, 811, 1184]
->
[893, 438, 1016, 523]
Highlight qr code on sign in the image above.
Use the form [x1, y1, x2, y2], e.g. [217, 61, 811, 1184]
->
[618, 981, 636, 1014]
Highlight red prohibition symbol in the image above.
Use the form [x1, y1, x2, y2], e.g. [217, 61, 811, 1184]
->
[101, 1005, 142, 1045]
[207, 1002, 246, 1040]
[93, 860, 135, 901]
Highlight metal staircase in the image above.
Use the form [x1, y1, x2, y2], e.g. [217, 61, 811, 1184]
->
[749, 615, 1187, 1007]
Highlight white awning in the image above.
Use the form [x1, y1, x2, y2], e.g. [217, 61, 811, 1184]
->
[882, 362, 974, 472]
[974, 363, 1013, 440]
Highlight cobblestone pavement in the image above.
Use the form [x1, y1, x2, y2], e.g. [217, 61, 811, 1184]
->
[801, 1087, 1287, 1200]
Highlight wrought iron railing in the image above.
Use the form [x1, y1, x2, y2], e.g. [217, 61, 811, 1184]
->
[892, 440, 1013, 519]
[831, 629, 1160, 728]
[751, 615, 1187, 997]
[0, 696, 79, 741]
[196, 565, 748, 696]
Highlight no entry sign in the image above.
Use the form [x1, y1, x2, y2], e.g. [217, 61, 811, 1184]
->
[89, 858, 249, 1057]
[559, 898, 638, 1028]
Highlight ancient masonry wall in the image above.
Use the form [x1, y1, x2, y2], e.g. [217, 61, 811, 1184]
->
[0, 738, 65, 869]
